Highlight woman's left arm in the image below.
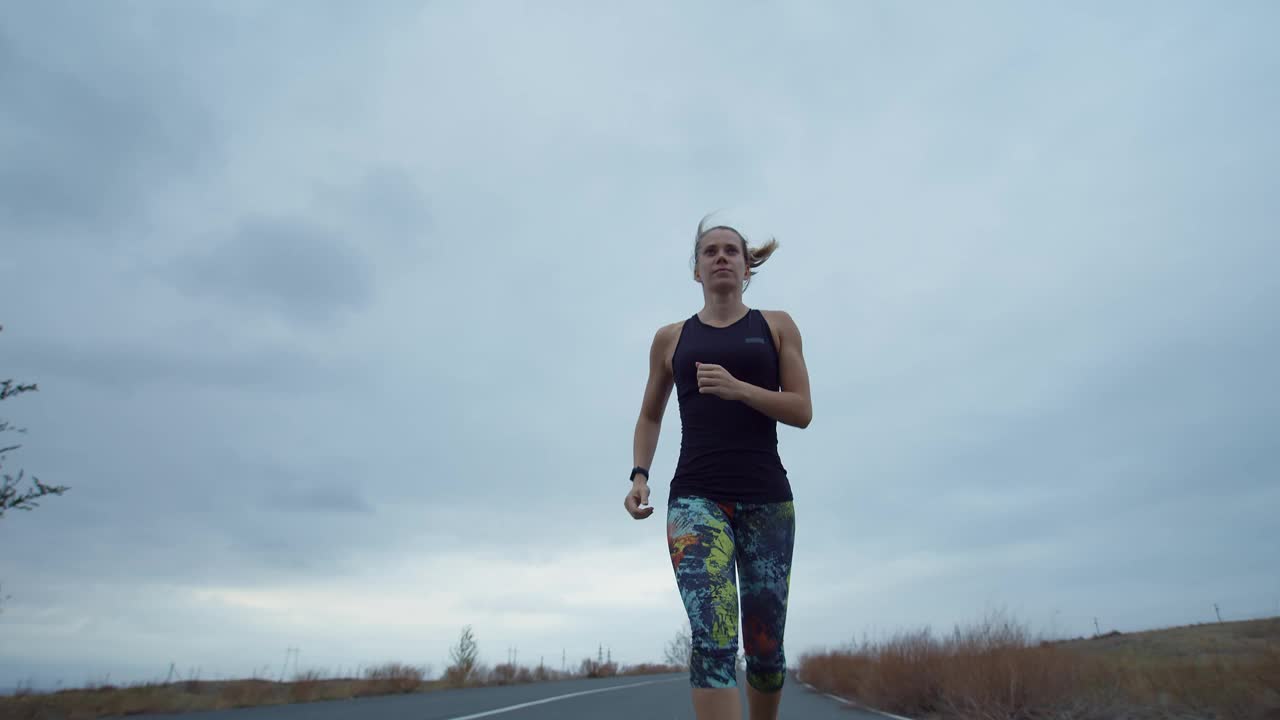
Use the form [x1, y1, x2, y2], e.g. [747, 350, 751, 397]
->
[739, 310, 812, 429]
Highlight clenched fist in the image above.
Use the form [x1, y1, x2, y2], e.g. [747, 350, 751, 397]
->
[696, 362, 746, 401]
[625, 480, 654, 520]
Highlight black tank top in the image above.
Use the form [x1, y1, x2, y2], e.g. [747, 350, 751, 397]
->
[668, 308, 793, 504]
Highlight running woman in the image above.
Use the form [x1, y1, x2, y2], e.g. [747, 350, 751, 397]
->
[625, 214, 813, 720]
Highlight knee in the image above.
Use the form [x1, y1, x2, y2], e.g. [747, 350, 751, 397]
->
[744, 646, 786, 693]
[746, 666, 786, 693]
[689, 643, 738, 689]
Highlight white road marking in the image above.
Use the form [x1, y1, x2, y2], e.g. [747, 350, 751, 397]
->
[441, 677, 684, 720]
[795, 673, 916, 720]
[867, 708, 916, 720]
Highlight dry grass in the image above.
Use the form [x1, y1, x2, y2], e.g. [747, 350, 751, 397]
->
[0, 659, 683, 719]
[619, 662, 685, 676]
[798, 612, 1280, 720]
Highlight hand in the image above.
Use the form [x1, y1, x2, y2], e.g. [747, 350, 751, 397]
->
[625, 480, 654, 520]
[696, 362, 745, 401]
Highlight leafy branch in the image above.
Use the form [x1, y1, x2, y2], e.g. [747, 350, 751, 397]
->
[1, 324, 69, 519]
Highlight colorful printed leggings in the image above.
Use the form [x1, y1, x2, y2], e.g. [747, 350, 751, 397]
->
[666, 495, 795, 692]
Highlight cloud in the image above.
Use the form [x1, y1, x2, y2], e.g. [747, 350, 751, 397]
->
[310, 167, 433, 256]
[3, 334, 347, 393]
[0, 12, 216, 240]
[167, 216, 376, 326]
[2, 0, 1279, 692]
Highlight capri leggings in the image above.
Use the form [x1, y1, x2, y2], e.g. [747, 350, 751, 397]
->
[666, 495, 795, 692]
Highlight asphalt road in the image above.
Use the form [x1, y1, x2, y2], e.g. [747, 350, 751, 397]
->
[119, 671, 899, 719]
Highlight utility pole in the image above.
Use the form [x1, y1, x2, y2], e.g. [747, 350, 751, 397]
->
[1215, 603, 1223, 623]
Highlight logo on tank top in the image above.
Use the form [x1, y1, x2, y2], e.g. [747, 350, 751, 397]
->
[745, 337, 766, 344]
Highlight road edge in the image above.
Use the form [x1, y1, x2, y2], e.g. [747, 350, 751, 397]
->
[792, 671, 916, 720]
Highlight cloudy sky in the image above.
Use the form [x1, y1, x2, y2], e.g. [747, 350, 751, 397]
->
[2, 0, 1277, 692]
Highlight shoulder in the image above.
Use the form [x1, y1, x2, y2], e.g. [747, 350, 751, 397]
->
[655, 320, 684, 342]
[759, 309, 800, 334]
[759, 309, 802, 350]
[651, 320, 685, 351]
[649, 321, 686, 373]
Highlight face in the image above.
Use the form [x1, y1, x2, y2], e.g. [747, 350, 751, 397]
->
[694, 228, 749, 290]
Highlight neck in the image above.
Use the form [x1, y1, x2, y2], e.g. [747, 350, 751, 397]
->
[700, 291, 748, 325]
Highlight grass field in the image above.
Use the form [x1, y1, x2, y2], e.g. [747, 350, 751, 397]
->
[797, 612, 1280, 720]
[0, 660, 683, 719]
[7, 615, 1278, 719]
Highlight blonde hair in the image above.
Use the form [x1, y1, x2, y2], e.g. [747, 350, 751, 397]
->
[691, 212, 779, 292]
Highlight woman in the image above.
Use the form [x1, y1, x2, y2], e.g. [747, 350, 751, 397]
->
[625, 214, 813, 720]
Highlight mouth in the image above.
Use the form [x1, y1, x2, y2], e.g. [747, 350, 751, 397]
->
[714, 268, 732, 275]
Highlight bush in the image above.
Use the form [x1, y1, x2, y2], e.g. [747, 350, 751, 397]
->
[663, 623, 692, 669]
[446, 625, 480, 687]
[580, 658, 618, 678]
[362, 662, 426, 693]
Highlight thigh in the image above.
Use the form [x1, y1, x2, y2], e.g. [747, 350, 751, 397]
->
[667, 496, 739, 647]
[735, 501, 796, 654]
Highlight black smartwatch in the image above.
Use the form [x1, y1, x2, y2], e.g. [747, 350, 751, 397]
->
[630, 466, 650, 482]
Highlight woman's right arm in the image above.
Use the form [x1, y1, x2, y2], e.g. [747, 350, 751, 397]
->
[625, 324, 676, 519]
